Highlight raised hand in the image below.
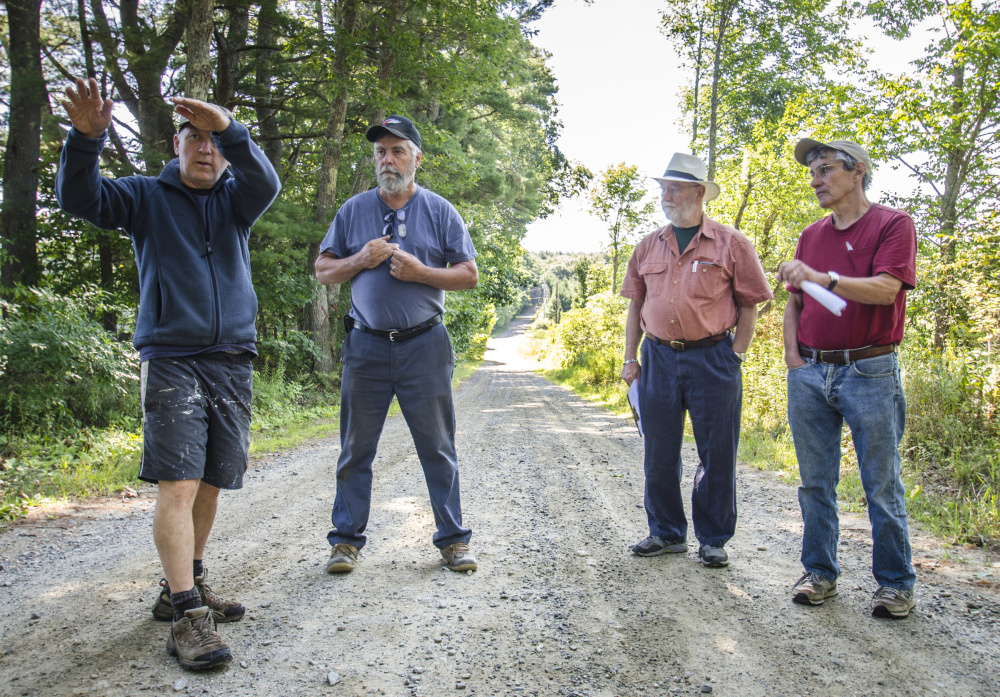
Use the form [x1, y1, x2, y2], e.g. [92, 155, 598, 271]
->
[63, 77, 113, 138]
[170, 97, 231, 133]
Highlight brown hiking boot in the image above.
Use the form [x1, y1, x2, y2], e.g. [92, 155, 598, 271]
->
[441, 543, 477, 572]
[326, 543, 359, 573]
[167, 606, 232, 670]
[151, 568, 245, 623]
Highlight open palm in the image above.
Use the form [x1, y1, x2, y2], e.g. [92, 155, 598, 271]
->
[63, 77, 113, 137]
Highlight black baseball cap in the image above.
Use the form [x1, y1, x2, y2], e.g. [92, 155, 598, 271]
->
[365, 115, 422, 150]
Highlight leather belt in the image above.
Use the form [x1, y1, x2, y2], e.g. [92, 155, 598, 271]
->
[356, 314, 442, 342]
[647, 330, 731, 350]
[798, 343, 896, 364]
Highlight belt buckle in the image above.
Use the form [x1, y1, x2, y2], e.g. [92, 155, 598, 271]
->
[669, 340, 685, 350]
[388, 330, 399, 342]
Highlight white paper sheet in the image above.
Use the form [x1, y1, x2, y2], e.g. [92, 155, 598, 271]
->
[627, 380, 643, 436]
[801, 280, 847, 316]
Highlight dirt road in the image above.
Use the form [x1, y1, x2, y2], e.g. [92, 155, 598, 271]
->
[1, 313, 999, 697]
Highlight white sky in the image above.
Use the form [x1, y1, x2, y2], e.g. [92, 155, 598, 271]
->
[522, 0, 932, 253]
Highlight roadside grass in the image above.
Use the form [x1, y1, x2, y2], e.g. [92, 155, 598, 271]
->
[0, 360, 482, 523]
[539, 340, 999, 549]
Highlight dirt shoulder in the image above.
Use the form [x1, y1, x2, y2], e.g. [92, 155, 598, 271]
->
[0, 314, 998, 697]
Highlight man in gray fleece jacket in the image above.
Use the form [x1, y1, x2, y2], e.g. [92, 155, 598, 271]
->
[57, 77, 280, 670]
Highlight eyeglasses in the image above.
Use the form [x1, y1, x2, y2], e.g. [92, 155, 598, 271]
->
[809, 164, 839, 180]
[382, 208, 406, 239]
[660, 183, 699, 197]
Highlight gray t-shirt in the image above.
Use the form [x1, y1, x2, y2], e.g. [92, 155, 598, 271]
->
[320, 186, 477, 330]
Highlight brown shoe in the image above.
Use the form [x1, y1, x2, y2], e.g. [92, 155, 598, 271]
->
[152, 568, 245, 623]
[326, 543, 359, 573]
[196, 568, 245, 622]
[441, 543, 477, 572]
[167, 606, 232, 670]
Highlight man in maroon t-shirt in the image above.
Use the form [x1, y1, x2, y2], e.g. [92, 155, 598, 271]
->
[777, 138, 918, 619]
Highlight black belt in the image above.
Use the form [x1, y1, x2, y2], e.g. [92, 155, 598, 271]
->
[356, 314, 442, 342]
[799, 343, 896, 364]
[647, 330, 731, 350]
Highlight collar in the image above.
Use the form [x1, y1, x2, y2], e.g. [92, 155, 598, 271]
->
[658, 215, 718, 242]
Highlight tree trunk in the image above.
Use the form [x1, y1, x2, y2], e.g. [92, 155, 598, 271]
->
[304, 0, 363, 375]
[934, 61, 966, 350]
[215, 2, 249, 108]
[733, 177, 753, 229]
[0, 0, 45, 291]
[254, 0, 284, 171]
[91, 0, 188, 172]
[186, 0, 214, 100]
[706, 0, 736, 182]
[690, 9, 705, 153]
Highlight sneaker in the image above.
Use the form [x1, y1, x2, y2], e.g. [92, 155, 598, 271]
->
[631, 535, 688, 556]
[871, 586, 915, 619]
[167, 606, 232, 670]
[326, 543, 358, 573]
[792, 572, 838, 606]
[151, 568, 245, 623]
[441, 543, 477, 572]
[698, 544, 729, 567]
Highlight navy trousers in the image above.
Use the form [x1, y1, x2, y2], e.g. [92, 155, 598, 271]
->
[328, 323, 471, 551]
[638, 335, 743, 547]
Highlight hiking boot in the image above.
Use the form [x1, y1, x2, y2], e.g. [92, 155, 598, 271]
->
[151, 569, 245, 623]
[631, 535, 688, 557]
[195, 569, 244, 622]
[871, 586, 915, 619]
[167, 606, 232, 670]
[792, 572, 839, 606]
[326, 543, 358, 573]
[441, 543, 477, 572]
[698, 544, 729, 567]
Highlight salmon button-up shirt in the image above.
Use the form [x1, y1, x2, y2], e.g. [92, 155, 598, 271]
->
[620, 215, 773, 342]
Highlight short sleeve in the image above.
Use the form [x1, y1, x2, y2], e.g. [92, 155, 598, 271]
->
[620, 244, 646, 301]
[872, 213, 917, 290]
[319, 208, 350, 258]
[443, 206, 476, 264]
[730, 236, 773, 306]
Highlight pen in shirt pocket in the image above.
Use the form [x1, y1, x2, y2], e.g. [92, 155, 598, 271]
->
[692, 260, 717, 272]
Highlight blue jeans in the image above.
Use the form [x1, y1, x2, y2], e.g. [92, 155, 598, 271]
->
[639, 335, 743, 547]
[328, 323, 471, 551]
[787, 352, 915, 590]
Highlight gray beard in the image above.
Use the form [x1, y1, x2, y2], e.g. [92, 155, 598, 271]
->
[378, 169, 413, 196]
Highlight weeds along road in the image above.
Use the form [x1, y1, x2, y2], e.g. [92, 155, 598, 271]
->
[1, 312, 999, 697]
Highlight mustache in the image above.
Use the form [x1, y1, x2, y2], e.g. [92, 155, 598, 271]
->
[378, 165, 403, 178]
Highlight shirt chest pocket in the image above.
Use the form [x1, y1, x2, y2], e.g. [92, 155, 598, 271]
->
[639, 262, 670, 299]
[847, 245, 877, 276]
[689, 257, 728, 299]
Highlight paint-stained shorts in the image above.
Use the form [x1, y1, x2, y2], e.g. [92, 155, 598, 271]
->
[137, 352, 253, 490]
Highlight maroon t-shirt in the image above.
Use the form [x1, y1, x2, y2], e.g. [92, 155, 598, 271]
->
[790, 204, 917, 350]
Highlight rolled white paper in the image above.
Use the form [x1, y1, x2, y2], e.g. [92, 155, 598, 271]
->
[801, 280, 847, 316]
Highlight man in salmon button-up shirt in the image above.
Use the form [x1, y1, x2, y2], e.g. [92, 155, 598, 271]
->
[621, 153, 772, 568]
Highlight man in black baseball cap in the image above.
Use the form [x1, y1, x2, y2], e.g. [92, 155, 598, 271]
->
[365, 114, 422, 151]
[316, 110, 480, 576]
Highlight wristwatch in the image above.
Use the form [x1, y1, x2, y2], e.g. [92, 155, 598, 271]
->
[624, 359, 638, 366]
[827, 270, 840, 291]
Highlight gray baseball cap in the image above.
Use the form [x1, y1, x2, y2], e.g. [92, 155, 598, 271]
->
[794, 138, 872, 172]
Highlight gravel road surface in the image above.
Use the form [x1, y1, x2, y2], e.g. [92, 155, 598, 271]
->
[1, 312, 999, 697]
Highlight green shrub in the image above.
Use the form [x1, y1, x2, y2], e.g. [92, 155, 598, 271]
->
[0, 286, 139, 433]
[550, 291, 627, 385]
[445, 290, 496, 361]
